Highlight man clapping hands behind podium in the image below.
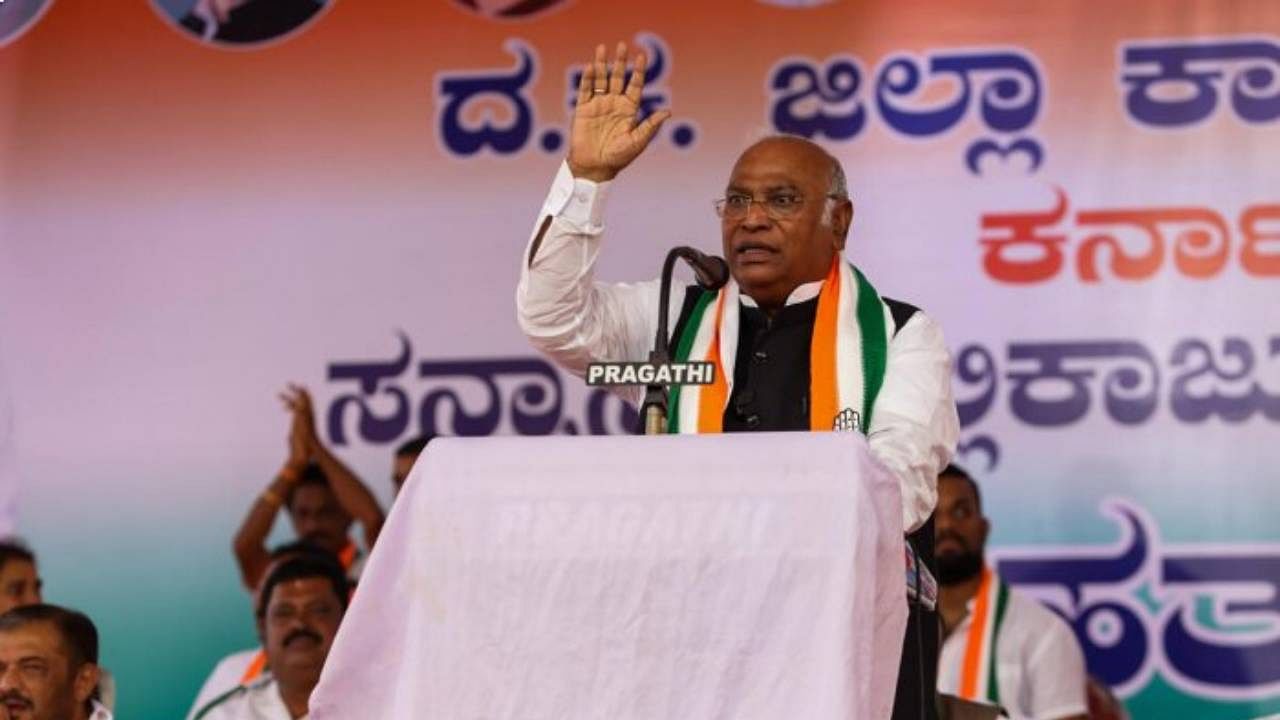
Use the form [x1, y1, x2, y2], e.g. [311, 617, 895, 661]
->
[233, 386, 384, 590]
[517, 41, 958, 720]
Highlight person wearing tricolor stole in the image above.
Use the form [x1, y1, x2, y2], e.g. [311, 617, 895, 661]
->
[935, 466, 1089, 720]
[517, 41, 960, 720]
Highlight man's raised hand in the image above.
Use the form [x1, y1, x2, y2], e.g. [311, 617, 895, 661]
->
[567, 42, 672, 183]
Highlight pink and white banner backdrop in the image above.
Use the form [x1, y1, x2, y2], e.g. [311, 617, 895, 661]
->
[0, 0, 1277, 717]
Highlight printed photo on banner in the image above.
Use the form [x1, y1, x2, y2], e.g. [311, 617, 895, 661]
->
[451, 0, 573, 21]
[0, 0, 55, 47]
[150, 0, 332, 46]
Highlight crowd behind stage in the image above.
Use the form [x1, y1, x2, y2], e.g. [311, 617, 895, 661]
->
[0, 385, 1131, 720]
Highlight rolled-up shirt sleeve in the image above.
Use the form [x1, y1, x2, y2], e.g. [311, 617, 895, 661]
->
[868, 311, 960, 533]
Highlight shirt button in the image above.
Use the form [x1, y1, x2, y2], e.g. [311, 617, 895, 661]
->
[752, 350, 768, 363]
[745, 415, 761, 429]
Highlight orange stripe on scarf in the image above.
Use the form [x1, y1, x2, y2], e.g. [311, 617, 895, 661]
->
[959, 566, 994, 698]
[808, 257, 842, 430]
[697, 290, 729, 433]
[339, 540, 358, 570]
[239, 650, 267, 684]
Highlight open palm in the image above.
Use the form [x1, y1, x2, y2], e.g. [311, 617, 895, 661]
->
[568, 42, 672, 183]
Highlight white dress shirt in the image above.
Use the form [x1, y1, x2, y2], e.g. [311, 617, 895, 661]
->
[516, 162, 959, 532]
[193, 675, 304, 720]
[938, 588, 1089, 719]
[188, 648, 261, 720]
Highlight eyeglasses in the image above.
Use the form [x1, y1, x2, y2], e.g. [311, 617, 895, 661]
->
[713, 192, 844, 220]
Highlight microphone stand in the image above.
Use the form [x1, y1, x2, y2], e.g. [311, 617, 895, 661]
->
[638, 248, 684, 435]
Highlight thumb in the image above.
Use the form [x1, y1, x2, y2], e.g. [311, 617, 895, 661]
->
[631, 109, 672, 149]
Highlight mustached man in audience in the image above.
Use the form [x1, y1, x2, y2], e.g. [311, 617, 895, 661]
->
[192, 554, 350, 720]
[0, 604, 110, 720]
[188, 543, 338, 720]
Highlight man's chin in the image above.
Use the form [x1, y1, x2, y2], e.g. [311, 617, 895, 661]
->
[936, 552, 984, 585]
[731, 267, 786, 301]
[276, 650, 328, 678]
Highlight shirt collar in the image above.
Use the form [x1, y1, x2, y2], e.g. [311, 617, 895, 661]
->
[739, 279, 823, 308]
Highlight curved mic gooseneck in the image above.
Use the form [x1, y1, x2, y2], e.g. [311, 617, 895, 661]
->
[640, 246, 731, 435]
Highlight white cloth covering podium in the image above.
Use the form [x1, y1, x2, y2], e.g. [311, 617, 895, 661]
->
[310, 432, 909, 719]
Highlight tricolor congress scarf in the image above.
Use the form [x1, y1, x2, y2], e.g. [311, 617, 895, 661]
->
[667, 256, 889, 434]
[956, 565, 1012, 705]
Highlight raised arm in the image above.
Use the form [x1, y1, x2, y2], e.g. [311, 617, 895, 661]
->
[517, 42, 676, 387]
[286, 385, 386, 550]
[232, 406, 307, 589]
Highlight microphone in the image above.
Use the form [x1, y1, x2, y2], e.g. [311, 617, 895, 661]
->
[630, 246, 731, 434]
[674, 247, 729, 291]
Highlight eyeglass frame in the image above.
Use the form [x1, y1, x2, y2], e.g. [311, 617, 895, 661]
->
[712, 192, 848, 220]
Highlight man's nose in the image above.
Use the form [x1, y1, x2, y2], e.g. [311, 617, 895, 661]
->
[0, 663, 21, 691]
[741, 200, 772, 230]
[934, 513, 953, 536]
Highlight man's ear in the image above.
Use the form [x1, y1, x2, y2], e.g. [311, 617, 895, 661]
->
[832, 199, 853, 250]
[72, 663, 100, 706]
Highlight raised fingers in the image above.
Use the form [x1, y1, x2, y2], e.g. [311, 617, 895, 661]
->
[608, 41, 627, 94]
[576, 50, 595, 106]
[592, 43, 608, 94]
[624, 50, 648, 104]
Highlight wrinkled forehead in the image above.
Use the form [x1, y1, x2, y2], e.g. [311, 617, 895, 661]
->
[727, 139, 831, 192]
[0, 623, 67, 662]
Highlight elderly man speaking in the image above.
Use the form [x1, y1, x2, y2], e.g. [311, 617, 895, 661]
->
[517, 41, 959, 720]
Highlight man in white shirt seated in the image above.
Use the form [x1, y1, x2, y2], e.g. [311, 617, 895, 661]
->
[187, 542, 340, 720]
[935, 465, 1088, 720]
[192, 554, 350, 720]
[0, 604, 112, 720]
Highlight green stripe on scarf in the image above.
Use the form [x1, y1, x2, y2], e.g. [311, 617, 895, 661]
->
[667, 290, 716, 432]
[987, 578, 1011, 705]
[853, 266, 888, 431]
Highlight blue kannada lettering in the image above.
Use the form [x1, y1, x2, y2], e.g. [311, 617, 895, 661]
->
[325, 336, 646, 445]
[326, 332, 414, 445]
[875, 49, 1043, 174]
[996, 499, 1280, 695]
[767, 54, 866, 140]
[417, 358, 563, 436]
[1121, 38, 1280, 127]
[436, 39, 538, 156]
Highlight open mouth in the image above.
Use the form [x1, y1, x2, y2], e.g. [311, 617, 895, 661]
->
[734, 242, 778, 263]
